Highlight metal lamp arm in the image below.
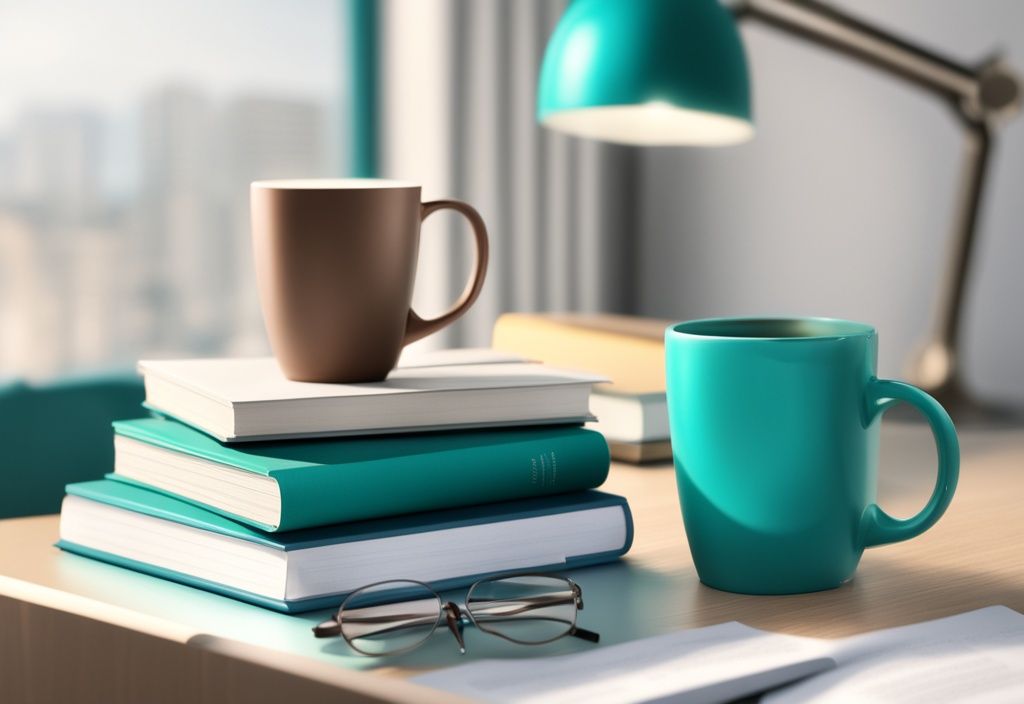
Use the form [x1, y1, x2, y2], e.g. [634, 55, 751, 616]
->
[731, 0, 1020, 403]
[732, 0, 982, 109]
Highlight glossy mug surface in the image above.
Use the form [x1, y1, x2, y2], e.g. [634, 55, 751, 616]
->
[251, 179, 489, 383]
[665, 317, 959, 595]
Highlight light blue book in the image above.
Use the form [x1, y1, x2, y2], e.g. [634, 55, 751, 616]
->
[57, 480, 633, 613]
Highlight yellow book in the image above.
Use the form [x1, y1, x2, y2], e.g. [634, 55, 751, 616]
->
[492, 313, 669, 394]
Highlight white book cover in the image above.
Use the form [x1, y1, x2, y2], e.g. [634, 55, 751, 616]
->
[138, 348, 607, 441]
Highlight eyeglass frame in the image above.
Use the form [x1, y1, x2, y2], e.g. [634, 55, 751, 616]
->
[312, 573, 600, 656]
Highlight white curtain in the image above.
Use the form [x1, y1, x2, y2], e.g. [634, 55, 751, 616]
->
[379, 0, 639, 349]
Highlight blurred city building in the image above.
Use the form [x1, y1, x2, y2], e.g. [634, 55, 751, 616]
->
[0, 87, 331, 378]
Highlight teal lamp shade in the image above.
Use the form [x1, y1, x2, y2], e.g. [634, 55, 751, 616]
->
[538, 0, 753, 146]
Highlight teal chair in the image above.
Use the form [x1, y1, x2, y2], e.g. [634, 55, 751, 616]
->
[0, 374, 146, 519]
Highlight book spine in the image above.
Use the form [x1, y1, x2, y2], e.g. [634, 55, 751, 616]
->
[274, 428, 610, 531]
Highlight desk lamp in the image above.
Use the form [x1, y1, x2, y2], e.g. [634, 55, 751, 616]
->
[538, 0, 1021, 418]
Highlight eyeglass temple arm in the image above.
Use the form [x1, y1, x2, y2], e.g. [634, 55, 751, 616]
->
[313, 617, 341, 638]
[465, 591, 586, 620]
[570, 626, 600, 643]
[314, 611, 442, 640]
[571, 582, 600, 641]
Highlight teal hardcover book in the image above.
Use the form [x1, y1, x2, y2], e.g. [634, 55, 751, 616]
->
[57, 479, 634, 613]
[111, 418, 610, 532]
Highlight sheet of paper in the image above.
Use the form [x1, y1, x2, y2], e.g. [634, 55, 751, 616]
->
[766, 606, 1024, 704]
[412, 622, 836, 704]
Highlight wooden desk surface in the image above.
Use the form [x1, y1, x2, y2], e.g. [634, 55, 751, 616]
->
[2, 422, 1023, 700]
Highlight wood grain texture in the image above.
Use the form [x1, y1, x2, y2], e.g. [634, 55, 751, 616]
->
[0, 422, 1022, 695]
[0, 594, 444, 704]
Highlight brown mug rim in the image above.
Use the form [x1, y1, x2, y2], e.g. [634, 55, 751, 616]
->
[251, 178, 419, 190]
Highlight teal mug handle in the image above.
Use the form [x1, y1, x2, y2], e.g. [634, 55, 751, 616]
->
[860, 378, 960, 548]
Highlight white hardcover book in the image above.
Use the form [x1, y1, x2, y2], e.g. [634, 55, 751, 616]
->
[587, 390, 669, 444]
[58, 480, 632, 614]
[138, 349, 605, 442]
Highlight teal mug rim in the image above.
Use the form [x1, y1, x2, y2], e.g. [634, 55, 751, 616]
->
[667, 316, 876, 341]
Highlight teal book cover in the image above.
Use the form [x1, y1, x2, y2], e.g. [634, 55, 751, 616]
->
[57, 479, 634, 613]
[112, 417, 610, 531]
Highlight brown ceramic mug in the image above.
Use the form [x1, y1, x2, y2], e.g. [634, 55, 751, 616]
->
[251, 179, 489, 383]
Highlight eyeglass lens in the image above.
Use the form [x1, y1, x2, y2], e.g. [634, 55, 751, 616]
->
[466, 575, 578, 644]
[339, 580, 442, 656]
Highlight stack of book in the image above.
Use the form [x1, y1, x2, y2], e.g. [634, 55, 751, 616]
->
[56, 350, 634, 613]
[493, 313, 672, 463]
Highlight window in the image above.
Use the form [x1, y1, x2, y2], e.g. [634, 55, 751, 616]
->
[0, 0, 343, 377]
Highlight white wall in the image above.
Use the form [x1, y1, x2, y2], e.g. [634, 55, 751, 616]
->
[635, 0, 1024, 402]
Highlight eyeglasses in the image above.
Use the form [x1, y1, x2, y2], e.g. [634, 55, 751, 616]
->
[312, 573, 599, 656]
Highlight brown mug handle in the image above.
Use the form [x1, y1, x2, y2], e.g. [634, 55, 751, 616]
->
[403, 199, 489, 345]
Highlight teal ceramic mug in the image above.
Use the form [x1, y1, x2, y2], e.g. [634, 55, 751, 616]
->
[665, 317, 959, 595]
